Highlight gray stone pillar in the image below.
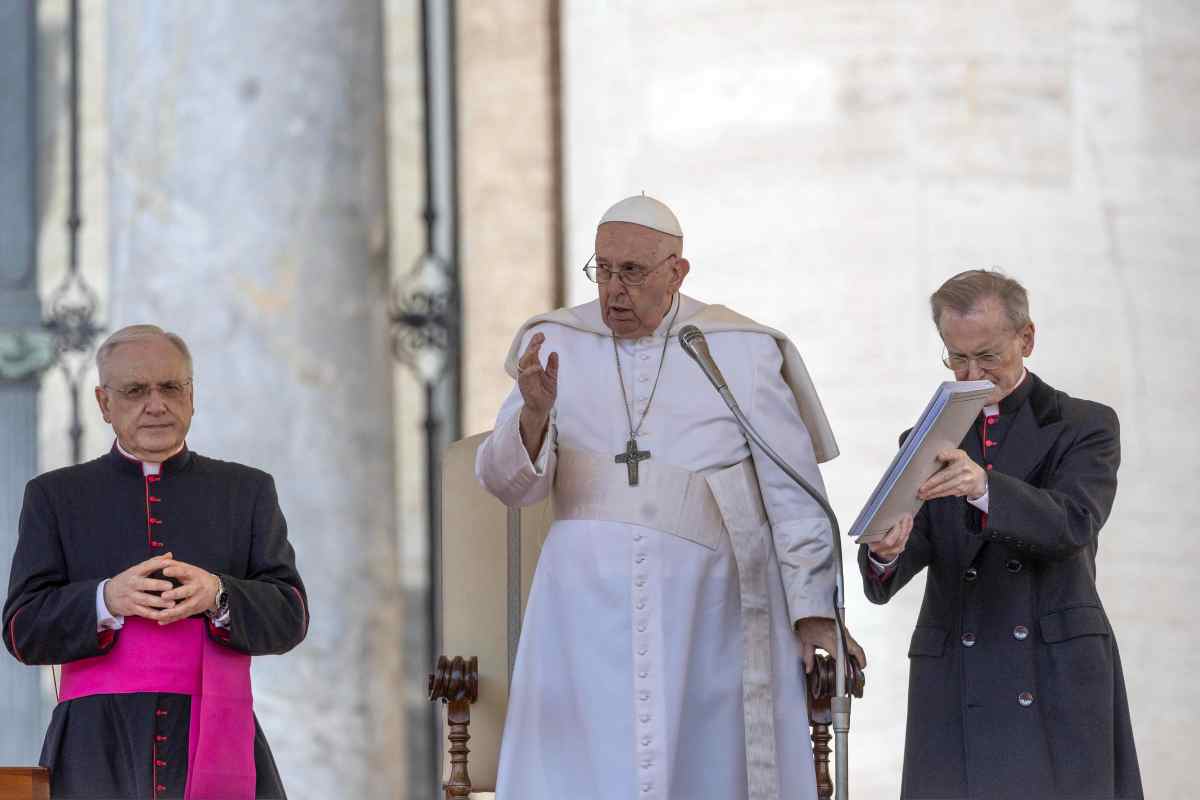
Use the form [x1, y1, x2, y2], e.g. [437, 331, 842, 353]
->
[0, 1, 54, 765]
[107, 3, 401, 797]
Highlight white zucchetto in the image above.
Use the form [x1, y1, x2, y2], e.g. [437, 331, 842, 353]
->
[598, 194, 683, 238]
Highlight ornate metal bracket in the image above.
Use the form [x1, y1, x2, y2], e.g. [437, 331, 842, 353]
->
[389, 252, 456, 383]
[0, 330, 58, 383]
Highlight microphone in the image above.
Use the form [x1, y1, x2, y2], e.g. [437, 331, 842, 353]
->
[678, 324, 729, 392]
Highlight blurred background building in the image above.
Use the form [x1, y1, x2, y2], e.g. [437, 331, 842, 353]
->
[1, 1, 1196, 797]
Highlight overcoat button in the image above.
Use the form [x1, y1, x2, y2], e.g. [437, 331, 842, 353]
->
[963, 567, 978, 582]
[1018, 691, 1035, 707]
[961, 632, 976, 647]
[1013, 625, 1029, 641]
[1006, 559, 1023, 573]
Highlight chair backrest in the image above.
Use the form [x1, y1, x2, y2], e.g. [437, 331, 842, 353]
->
[0, 767, 49, 800]
[439, 432, 552, 791]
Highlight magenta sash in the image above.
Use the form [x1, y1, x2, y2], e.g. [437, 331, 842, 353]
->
[59, 617, 255, 800]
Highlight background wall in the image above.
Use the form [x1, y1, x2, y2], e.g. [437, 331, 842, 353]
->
[559, 1, 1199, 796]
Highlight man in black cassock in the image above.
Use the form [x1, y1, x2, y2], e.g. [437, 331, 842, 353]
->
[858, 270, 1142, 800]
[3, 324, 308, 800]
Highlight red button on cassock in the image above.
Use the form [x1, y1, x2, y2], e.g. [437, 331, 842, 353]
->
[155, 735, 167, 742]
[156, 709, 168, 717]
[985, 440, 996, 447]
[986, 464, 994, 471]
[987, 416, 998, 424]
[150, 541, 165, 548]
[156, 785, 166, 793]
[155, 759, 167, 767]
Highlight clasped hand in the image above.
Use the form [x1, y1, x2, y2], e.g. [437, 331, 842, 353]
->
[103, 553, 220, 626]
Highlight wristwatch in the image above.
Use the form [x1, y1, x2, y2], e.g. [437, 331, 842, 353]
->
[206, 575, 229, 620]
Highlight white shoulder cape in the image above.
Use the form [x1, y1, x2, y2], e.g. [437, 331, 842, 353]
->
[503, 294, 839, 464]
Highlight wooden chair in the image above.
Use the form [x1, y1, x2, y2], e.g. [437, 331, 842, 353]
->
[429, 433, 863, 799]
[0, 768, 49, 800]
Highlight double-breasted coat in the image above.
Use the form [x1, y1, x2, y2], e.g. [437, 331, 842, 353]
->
[858, 373, 1142, 800]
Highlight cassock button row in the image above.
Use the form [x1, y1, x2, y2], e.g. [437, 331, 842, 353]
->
[1013, 625, 1029, 641]
[634, 534, 643, 542]
[155, 735, 167, 742]
[639, 692, 649, 701]
[637, 624, 647, 632]
[639, 670, 648, 678]
[986, 464, 994, 471]
[636, 555, 646, 564]
[985, 440, 996, 447]
[155, 759, 167, 767]
[961, 632, 976, 647]
[640, 714, 650, 723]
[642, 784, 652, 794]
[642, 736, 651, 746]
[636, 601, 646, 610]
[156, 785, 166, 794]
[1018, 692, 1035, 707]
[636, 579, 646, 587]
[638, 648, 647, 655]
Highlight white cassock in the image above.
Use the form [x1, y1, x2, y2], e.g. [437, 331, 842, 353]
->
[476, 293, 838, 800]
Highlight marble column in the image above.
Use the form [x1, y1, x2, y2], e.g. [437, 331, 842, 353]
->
[107, 3, 401, 797]
[0, 1, 55, 764]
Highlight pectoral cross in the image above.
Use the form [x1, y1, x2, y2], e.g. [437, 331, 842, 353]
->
[615, 438, 651, 486]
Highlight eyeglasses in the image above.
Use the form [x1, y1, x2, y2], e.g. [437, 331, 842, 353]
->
[103, 379, 193, 403]
[582, 253, 676, 286]
[942, 349, 1004, 371]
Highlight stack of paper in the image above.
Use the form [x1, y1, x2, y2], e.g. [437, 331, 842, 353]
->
[849, 380, 994, 543]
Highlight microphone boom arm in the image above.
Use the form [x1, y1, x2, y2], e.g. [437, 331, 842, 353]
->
[680, 326, 853, 799]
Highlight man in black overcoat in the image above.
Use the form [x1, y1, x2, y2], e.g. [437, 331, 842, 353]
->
[3, 325, 308, 799]
[859, 270, 1142, 800]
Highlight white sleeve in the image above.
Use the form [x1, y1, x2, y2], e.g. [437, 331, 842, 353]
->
[967, 488, 990, 514]
[96, 579, 124, 632]
[867, 550, 899, 572]
[747, 335, 836, 624]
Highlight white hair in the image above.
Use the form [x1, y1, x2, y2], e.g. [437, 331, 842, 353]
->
[96, 325, 193, 383]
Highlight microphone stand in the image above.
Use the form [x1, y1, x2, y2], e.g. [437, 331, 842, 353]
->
[680, 328, 853, 799]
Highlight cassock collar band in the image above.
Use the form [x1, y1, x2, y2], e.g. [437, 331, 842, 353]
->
[108, 441, 193, 476]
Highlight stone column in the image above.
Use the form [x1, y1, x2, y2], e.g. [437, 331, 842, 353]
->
[0, 1, 54, 764]
[107, 3, 401, 797]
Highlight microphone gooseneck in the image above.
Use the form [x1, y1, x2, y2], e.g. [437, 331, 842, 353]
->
[678, 325, 855, 800]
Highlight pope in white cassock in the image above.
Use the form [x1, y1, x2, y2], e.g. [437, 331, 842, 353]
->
[476, 195, 865, 800]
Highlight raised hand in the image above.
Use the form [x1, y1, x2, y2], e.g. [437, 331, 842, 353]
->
[517, 332, 558, 458]
[155, 558, 221, 625]
[103, 553, 178, 620]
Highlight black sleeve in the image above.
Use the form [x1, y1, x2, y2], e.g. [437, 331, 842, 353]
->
[857, 499, 934, 604]
[983, 404, 1120, 561]
[3, 480, 117, 665]
[208, 475, 308, 655]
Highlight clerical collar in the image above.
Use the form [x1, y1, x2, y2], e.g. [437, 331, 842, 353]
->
[655, 294, 681, 338]
[983, 369, 1032, 418]
[110, 439, 191, 476]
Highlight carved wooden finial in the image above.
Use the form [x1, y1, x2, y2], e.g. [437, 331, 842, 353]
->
[807, 652, 866, 800]
[429, 655, 480, 800]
